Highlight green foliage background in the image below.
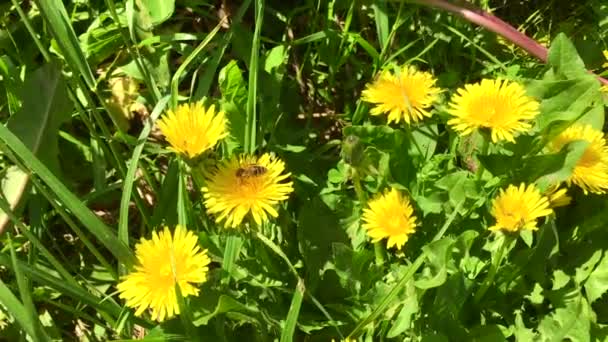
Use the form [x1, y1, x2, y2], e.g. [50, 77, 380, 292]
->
[0, 0, 608, 341]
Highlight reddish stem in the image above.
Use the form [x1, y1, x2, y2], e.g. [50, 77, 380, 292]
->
[411, 0, 608, 86]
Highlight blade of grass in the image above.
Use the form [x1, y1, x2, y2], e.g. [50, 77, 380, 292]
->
[7, 233, 51, 342]
[33, 0, 96, 89]
[170, 20, 225, 108]
[0, 253, 126, 323]
[0, 278, 48, 341]
[0, 124, 135, 266]
[280, 279, 305, 342]
[348, 200, 464, 338]
[372, 0, 389, 48]
[221, 235, 243, 285]
[0, 194, 79, 284]
[118, 96, 170, 259]
[244, 0, 264, 154]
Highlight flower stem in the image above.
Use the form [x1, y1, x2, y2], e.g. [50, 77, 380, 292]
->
[475, 136, 489, 181]
[473, 234, 512, 303]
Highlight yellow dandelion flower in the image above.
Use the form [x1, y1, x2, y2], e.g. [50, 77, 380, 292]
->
[362, 188, 418, 250]
[361, 66, 441, 124]
[489, 183, 552, 233]
[545, 185, 572, 208]
[117, 225, 211, 322]
[202, 153, 294, 228]
[447, 79, 540, 142]
[549, 124, 608, 194]
[157, 102, 228, 159]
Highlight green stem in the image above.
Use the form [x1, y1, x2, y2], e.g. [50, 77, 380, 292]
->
[473, 234, 512, 303]
[475, 136, 489, 181]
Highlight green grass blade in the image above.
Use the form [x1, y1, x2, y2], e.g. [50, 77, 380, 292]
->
[170, 20, 225, 108]
[280, 279, 305, 342]
[0, 278, 47, 341]
[0, 194, 78, 285]
[33, 0, 96, 89]
[118, 96, 170, 250]
[7, 234, 51, 342]
[372, 0, 389, 48]
[221, 235, 243, 285]
[0, 253, 126, 323]
[0, 124, 135, 266]
[244, 0, 264, 154]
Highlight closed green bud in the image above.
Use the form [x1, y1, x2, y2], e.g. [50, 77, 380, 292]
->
[341, 135, 364, 166]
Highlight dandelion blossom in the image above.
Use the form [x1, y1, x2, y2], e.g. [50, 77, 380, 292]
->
[489, 184, 552, 233]
[545, 185, 571, 208]
[202, 153, 294, 228]
[117, 225, 211, 322]
[157, 102, 228, 159]
[447, 79, 540, 142]
[362, 188, 418, 250]
[549, 124, 608, 194]
[361, 66, 441, 124]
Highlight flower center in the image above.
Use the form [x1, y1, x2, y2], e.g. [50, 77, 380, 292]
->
[579, 146, 602, 168]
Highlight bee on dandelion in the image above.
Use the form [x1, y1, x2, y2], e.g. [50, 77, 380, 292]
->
[447, 79, 540, 142]
[117, 225, 211, 322]
[362, 65, 441, 125]
[157, 101, 229, 159]
[202, 153, 294, 228]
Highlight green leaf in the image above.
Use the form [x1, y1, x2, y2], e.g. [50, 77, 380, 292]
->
[534, 140, 589, 189]
[547, 33, 588, 79]
[538, 296, 592, 342]
[219, 60, 248, 147]
[527, 76, 602, 131]
[0, 124, 135, 266]
[280, 280, 305, 342]
[0, 63, 71, 231]
[415, 238, 455, 289]
[139, 0, 175, 25]
[584, 252, 608, 303]
[386, 294, 418, 338]
[372, 0, 389, 49]
[193, 295, 259, 326]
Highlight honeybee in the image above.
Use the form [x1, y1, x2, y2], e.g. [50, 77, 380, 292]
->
[236, 164, 267, 183]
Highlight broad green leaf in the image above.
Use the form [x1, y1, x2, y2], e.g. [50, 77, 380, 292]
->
[538, 296, 592, 342]
[386, 293, 418, 338]
[547, 33, 588, 79]
[415, 238, 455, 289]
[0, 63, 71, 232]
[139, 0, 175, 25]
[584, 252, 608, 303]
[193, 295, 259, 326]
[527, 76, 603, 131]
